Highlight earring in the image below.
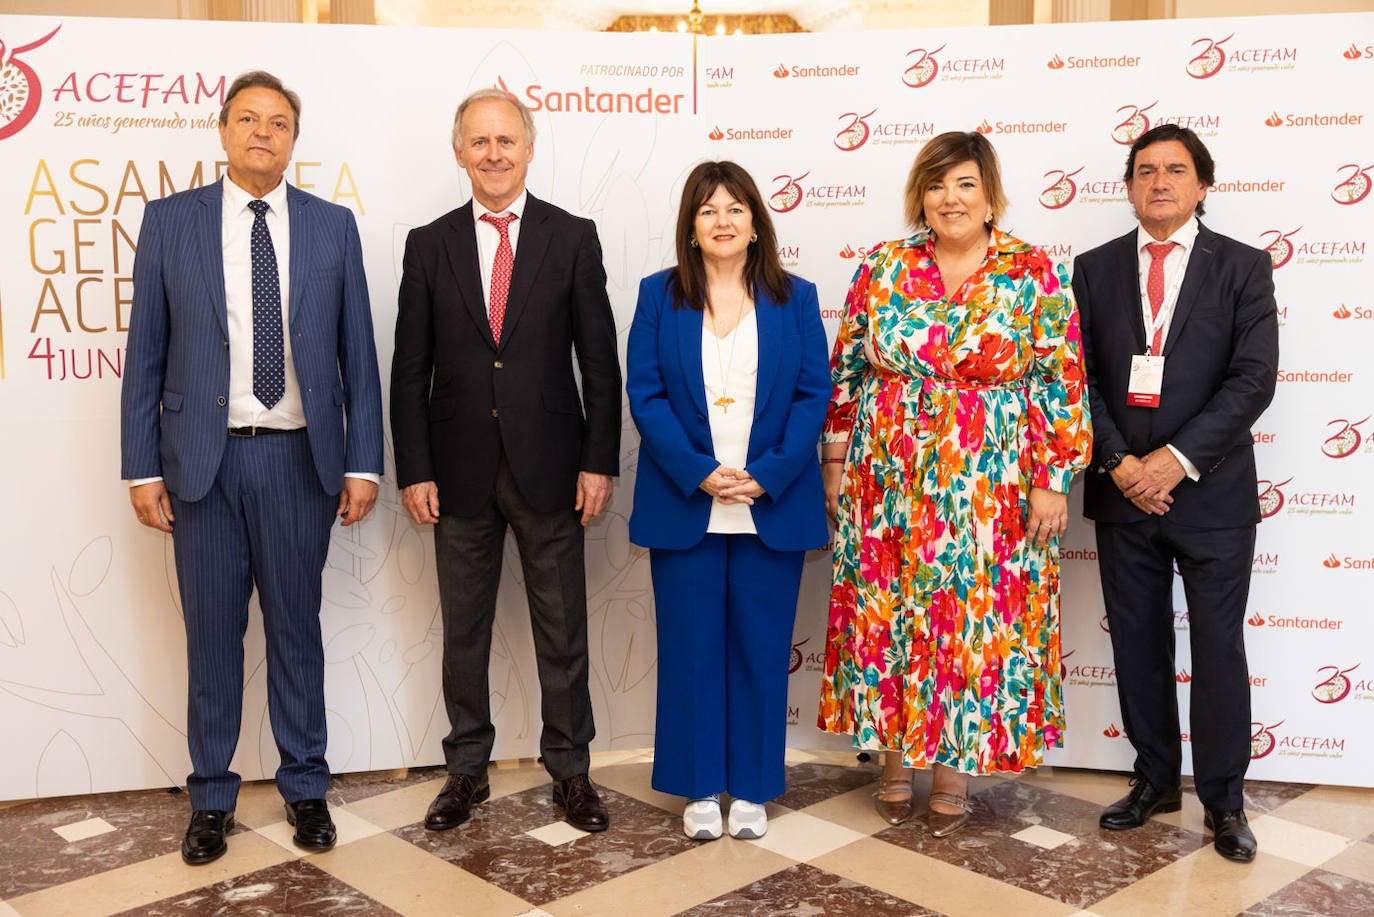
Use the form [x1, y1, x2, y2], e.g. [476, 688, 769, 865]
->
[690, 236, 699, 248]
[750, 232, 758, 243]
[985, 209, 994, 225]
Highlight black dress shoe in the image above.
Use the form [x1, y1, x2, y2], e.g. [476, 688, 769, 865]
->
[285, 799, 336, 850]
[553, 774, 609, 832]
[1100, 777, 1182, 830]
[1205, 808, 1258, 863]
[425, 773, 490, 831]
[181, 809, 234, 865]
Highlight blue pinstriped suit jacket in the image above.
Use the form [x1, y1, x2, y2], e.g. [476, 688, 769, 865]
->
[121, 179, 383, 500]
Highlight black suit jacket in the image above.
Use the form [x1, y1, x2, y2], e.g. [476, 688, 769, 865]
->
[390, 193, 622, 516]
[1073, 223, 1279, 527]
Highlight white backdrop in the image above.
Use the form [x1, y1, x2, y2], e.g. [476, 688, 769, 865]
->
[0, 12, 1369, 801]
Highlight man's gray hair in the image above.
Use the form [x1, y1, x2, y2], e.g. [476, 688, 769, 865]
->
[451, 88, 536, 147]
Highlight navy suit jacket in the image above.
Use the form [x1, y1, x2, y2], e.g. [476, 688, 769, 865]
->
[1073, 223, 1278, 527]
[627, 269, 829, 552]
[121, 179, 384, 499]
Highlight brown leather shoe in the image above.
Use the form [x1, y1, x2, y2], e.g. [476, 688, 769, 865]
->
[552, 774, 609, 832]
[424, 773, 490, 831]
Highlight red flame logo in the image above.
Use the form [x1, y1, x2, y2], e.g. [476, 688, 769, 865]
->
[1110, 101, 1158, 145]
[975, 119, 993, 135]
[1047, 54, 1066, 70]
[0, 25, 62, 142]
[1247, 612, 1265, 627]
[1264, 112, 1283, 127]
[839, 244, 856, 258]
[1343, 43, 1363, 60]
[768, 171, 809, 214]
[1250, 720, 1283, 759]
[1323, 554, 1342, 569]
[1321, 416, 1368, 458]
[708, 126, 724, 141]
[1312, 664, 1359, 703]
[1333, 304, 1352, 319]
[773, 64, 789, 78]
[1103, 723, 1122, 738]
[834, 109, 876, 152]
[1186, 34, 1233, 79]
[1331, 163, 1373, 205]
[1259, 226, 1301, 269]
[1176, 669, 1192, 684]
[901, 44, 946, 88]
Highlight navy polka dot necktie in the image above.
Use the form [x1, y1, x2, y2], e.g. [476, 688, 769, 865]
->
[248, 199, 284, 409]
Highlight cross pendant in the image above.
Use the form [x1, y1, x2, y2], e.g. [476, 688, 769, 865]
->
[713, 396, 735, 412]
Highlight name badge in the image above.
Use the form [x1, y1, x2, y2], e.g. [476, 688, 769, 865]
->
[1127, 354, 1165, 408]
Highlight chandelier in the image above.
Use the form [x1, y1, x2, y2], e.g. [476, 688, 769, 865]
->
[605, 2, 805, 35]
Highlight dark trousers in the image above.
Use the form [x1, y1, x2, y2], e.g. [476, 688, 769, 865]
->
[1095, 516, 1255, 811]
[433, 453, 594, 780]
[170, 430, 336, 811]
[649, 534, 804, 803]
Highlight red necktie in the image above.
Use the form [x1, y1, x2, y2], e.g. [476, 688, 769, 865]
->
[480, 212, 517, 342]
[1145, 241, 1177, 355]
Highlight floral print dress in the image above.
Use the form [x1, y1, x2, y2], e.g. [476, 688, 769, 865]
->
[817, 228, 1092, 775]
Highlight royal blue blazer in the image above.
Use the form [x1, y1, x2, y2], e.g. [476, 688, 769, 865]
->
[627, 268, 830, 552]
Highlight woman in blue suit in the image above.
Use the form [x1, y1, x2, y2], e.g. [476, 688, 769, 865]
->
[627, 161, 830, 841]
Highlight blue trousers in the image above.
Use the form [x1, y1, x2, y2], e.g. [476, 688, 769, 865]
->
[169, 430, 336, 810]
[649, 533, 804, 803]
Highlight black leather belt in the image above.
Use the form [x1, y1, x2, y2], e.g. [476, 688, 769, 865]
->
[227, 426, 299, 437]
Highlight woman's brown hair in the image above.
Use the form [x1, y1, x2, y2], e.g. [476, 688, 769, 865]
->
[903, 131, 1009, 231]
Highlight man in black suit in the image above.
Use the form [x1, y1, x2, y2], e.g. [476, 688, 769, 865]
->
[391, 89, 621, 833]
[1073, 124, 1278, 863]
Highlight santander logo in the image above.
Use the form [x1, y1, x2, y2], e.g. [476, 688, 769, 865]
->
[1186, 34, 1233, 79]
[834, 109, 876, 151]
[902, 44, 946, 88]
[1257, 477, 1292, 518]
[1047, 54, 1066, 70]
[1332, 163, 1373, 205]
[1250, 720, 1282, 759]
[768, 171, 808, 213]
[773, 64, 789, 78]
[1313, 665, 1360, 703]
[1103, 723, 1122, 738]
[1260, 227, 1301, 268]
[1322, 554, 1342, 569]
[1038, 167, 1084, 209]
[1111, 102, 1157, 145]
[708, 126, 724, 140]
[1321, 417, 1368, 458]
[0, 24, 61, 141]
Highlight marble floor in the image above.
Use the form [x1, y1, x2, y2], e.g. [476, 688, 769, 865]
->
[2, 749, 1372, 916]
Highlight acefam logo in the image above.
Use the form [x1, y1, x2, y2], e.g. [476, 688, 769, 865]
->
[1185, 34, 1233, 79]
[1332, 163, 1373, 205]
[0, 25, 62, 141]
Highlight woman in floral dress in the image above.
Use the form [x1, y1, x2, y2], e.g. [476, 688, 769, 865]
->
[817, 132, 1092, 836]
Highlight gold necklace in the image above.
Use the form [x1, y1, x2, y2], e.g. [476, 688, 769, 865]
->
[707, 287, 749, 413]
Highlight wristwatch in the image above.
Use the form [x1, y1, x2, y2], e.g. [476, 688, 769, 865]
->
[1100, 451, 1128, 473]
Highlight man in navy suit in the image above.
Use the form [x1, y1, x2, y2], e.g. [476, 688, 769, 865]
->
[121, 71, 383, 865]
[390, 89, 621, 833]
[1074, 124, 1278, 863]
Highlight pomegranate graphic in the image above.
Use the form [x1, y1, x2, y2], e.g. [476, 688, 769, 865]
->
[1103, 723, 1122, 738]
[1038, 167, 1084, 209]
[1312, 665, 1359, 703]
[0, 25, 61, 142]
[838, 244, 856, 258]
[1263, 112, 1283, 127]
[902, 44, 946, 88]
[1257, 477, 1291, 517]
[1333, 304, 1352, 319]
[1176, 669, 1192, 684]
[772, 64, 789, 78]
[1047, 54, 1066, 70]
[708, 125, 724, 141]
[1059, 648, 1075, 679]
[1250, 720, 1283, 759]
[1186, 34, 1233, 79]
[1110, 102, 1157, 145]
[1247, 612, 1265, 627]
[1099, 614, 1110, 633]
[1331, 163, 1373, 205]
[975, 119, 993, 134]
[834, 109, 876, 152]
[1322, 554, 1342, 569]
[1343, 43, 1363, 60]
[789, 637, 809, 674]
[1260, 227, 1301, 269]
[768, 171, 809, 214]
[1321, 417, 1368, 458]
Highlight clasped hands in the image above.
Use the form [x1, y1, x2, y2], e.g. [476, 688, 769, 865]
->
[700, 466, 764, 505]
[1110, 448, 1184, 515]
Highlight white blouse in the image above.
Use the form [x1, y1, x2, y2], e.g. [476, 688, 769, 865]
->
[702, 309, 759, 534]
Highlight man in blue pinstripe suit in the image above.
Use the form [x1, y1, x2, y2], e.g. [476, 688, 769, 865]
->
[120, 71, 384, 866]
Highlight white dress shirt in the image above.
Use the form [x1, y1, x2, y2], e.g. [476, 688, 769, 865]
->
[703, 309, 759, 534]
[1136, 218, 1201, 481]
[473, 190, 527, 314]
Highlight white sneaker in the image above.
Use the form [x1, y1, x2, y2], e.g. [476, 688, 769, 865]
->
[727, 799, 768, 839]
[683, 795, 722, 840]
